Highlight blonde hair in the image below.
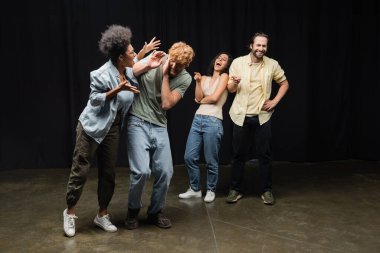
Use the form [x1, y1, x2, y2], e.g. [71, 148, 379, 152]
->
[168, 42, 195, 67]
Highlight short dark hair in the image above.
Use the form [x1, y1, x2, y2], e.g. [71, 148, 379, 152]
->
[249, 32, 269, 45]
[99, 25, 132, 62]
[206, 52, 233, 76]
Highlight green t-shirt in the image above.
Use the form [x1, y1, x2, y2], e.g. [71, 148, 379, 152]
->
[129, 66, 191, 127]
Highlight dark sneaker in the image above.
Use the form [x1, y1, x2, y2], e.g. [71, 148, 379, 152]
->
[125, 208, 140, 230]
[147, 211, 172, 229]
[261, 191, 275, 205]
[226, 190, 243, 203]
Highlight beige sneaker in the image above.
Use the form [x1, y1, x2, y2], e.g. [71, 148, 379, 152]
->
[204, 190, 215, 203]
[178, 187, 202, 199]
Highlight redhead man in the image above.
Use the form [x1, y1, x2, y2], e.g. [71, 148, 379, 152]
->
[125, 42, 195, 229]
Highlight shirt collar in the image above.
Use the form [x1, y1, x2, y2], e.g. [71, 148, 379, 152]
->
[245, 53, 266, 66]
[107, 59, 123, 77]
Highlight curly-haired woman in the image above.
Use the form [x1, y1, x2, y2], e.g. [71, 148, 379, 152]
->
[62, 25, 140, 237]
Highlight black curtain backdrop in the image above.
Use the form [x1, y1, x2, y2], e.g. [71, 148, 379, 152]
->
[1, 0, 379, 170]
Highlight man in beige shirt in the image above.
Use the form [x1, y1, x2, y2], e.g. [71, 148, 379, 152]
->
[226, 32, 289, 205]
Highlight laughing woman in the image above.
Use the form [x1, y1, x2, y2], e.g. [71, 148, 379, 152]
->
[63, 25, 140, 237]
[179, 52, 232, 202]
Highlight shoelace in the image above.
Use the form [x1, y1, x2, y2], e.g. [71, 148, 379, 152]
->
[157, 213, 169, 221]
[101, 214, 112, 226]
[68, 215, 78, 228]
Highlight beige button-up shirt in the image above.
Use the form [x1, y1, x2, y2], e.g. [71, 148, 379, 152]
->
[228, 54, 287, 126]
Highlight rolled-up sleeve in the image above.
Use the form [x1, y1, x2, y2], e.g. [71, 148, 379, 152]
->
[228, 60, 239, 85]
[89, 72, 107, 107]
[273, 61, 286, 83]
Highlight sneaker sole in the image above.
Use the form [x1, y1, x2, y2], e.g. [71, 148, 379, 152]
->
[178, 194, 202, 199]
[226, 194, 243, 203]
[125, 221, 139, 230]
[261, 195, 275, 205]
[204, 197, 215, 203]
[64, 231, 75, 237]
[150, 222, 172, 229]
[63, 229, 75, 237]
[147, 218, 172, 229]
[125, 224, 139, 230]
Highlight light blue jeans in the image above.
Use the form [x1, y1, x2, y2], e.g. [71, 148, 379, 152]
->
[127, 115, 173, 215]
[184, 114, 223, 192]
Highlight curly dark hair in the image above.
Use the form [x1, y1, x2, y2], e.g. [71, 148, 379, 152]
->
[206, 52, 232, 76]
[99, 25, 132, 62]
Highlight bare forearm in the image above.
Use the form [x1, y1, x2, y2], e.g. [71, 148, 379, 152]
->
[272, 80, 289, 104]
[132, 60, 151, 76]
[227, 81, 237, 93]
[200, 74, 228, 103]
[161, 75, 175, 110]
[105, 84, 123, 100]
[133, 51, 165, 76]
[195, 82, 203, 102]
[200, 95, 217, 104]
[136, 49, 146, 61]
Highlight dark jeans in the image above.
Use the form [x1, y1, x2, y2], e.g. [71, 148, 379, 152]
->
[66, 113, 121, 209]
[230, 116, 272, 193]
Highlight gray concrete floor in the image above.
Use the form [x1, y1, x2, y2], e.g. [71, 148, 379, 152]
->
[0, 160, 379, 253]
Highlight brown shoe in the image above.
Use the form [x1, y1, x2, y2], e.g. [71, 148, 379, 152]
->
[261, 191, 275, 205]
[147, 211, 172, 229]
[125, 208, 140, 230]
[226, 189, 243, 203]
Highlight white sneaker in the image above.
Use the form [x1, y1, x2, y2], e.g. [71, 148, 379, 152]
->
[94, 214, 117, 232]
[178, 187, 202, 199]
[204, 190, 215, 203]
[63, 209, 77, 237]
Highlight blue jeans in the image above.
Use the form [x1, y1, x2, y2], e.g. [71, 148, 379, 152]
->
[184, 114, 224, 192]
[127, 115, 173, 215]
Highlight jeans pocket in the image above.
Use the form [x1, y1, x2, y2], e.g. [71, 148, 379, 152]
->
[128, 116, 144, 127]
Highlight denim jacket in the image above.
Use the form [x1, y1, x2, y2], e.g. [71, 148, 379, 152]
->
[79, 60, 137, 143]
